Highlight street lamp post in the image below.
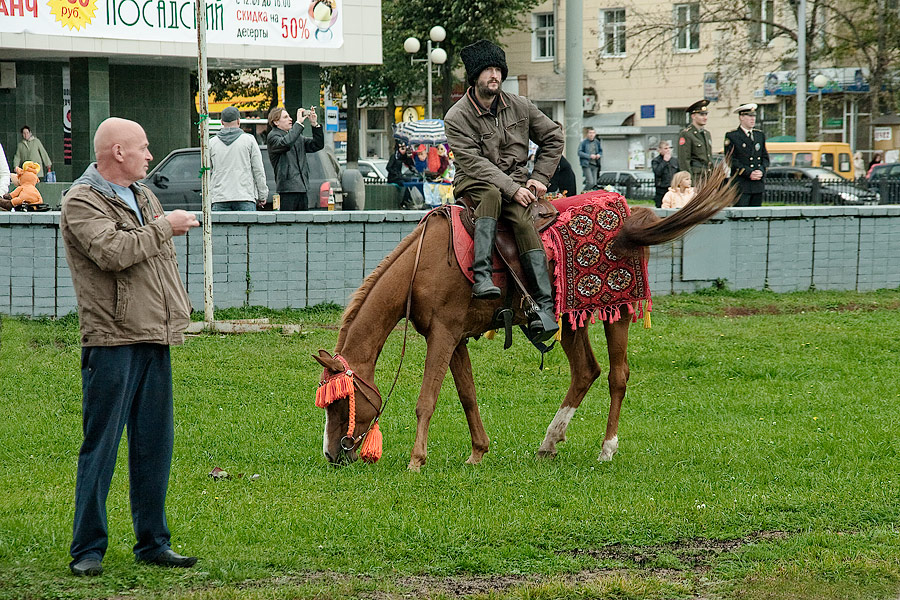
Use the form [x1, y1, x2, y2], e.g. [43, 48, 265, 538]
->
[404, 26, 448, 119]
[813, 74, 829, 139]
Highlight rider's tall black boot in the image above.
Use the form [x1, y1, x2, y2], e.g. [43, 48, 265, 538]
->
[471, 217, 501, 299]
[520, 249, 559, 343]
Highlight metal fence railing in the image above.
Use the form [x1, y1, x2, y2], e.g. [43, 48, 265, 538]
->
[587, 173, 895, 205]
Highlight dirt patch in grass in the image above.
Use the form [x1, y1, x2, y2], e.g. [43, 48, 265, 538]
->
[229, 532, 789, 598]
[560, 530, 790, 573]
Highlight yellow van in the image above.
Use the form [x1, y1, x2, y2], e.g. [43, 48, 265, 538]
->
[766, 142, 855, 180]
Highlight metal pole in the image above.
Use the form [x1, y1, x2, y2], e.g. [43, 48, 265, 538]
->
[818, 89, 823, 138]
[196, 0, 213, 325]
[565, 0, 583, 191]
[796, 0, 807, 142]
[426, 39, 433, 120]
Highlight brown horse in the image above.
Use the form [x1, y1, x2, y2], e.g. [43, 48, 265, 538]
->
[314, 168, 735, 471]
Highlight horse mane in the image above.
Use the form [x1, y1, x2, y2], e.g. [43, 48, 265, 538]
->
[615, 165, 737, 252]
[335, 221, 424, 350]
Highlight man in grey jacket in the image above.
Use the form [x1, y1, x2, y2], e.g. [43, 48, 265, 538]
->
[445, 39, 563, 342]
[209, 106, 268, 210]
[61, 117, 200, 577]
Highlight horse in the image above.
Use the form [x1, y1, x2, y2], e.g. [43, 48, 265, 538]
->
[313, 168, 736, 471]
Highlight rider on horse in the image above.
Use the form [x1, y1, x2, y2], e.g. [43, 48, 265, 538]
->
[445, 40, 564, 342]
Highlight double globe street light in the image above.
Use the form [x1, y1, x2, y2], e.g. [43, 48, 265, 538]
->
[404, 26, 448, 120]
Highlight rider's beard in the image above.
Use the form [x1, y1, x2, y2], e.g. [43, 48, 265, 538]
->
[476, 80, 501, 98]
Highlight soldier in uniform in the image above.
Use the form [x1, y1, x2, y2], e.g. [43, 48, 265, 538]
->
[724, 103, 769, 207]
[678, 99, 713, 184]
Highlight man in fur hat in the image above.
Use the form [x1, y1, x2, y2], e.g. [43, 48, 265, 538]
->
[445, 39, 564, 343]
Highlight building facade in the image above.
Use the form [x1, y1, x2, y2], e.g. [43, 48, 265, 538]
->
[502, 0, 876, 174]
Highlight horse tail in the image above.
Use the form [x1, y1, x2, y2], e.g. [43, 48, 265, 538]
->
[614, 164, 736, 252]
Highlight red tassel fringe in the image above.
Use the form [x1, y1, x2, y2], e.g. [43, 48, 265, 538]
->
[315, 372, 354, 408]
[360, 421, 383, 463]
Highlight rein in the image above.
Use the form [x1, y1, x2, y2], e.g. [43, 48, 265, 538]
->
[316, 212, 433, 462]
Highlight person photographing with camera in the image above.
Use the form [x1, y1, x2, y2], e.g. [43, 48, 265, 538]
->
[266, 105, 324, 211]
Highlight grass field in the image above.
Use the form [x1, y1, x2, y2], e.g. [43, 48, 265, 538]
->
[1, 288, 899, 600]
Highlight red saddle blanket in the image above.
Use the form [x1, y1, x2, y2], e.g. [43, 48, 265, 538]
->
[448, 190, 650, 328]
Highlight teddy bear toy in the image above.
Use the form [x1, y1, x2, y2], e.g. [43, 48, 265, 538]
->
[0, 161, 44, 211]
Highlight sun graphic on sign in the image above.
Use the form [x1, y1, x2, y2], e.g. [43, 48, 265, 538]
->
[47, 0, 97, 30]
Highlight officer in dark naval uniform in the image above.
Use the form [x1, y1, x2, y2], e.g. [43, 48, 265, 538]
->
[724, 103, 769, 207]
[678, 99, 713, 184]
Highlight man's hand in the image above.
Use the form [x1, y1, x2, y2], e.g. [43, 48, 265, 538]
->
[296, 108, 307, 125]
[526, 178, 547, 198]
[166, 209, 200, 236]
[308, 105, 318, 127]
[750, 169, 763, 181]
[512, 186, 536, 207]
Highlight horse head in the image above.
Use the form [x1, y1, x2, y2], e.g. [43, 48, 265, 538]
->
[312, 349, 382, 465]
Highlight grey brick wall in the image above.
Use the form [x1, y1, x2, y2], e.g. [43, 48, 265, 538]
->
[3, 206, 900, 318]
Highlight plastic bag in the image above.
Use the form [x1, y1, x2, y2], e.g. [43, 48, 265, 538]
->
[45, 171, 56, 183]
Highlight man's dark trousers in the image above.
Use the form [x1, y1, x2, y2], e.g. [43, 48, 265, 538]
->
[70, 344, 174, 565]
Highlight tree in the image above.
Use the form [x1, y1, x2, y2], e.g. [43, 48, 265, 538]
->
[321, 0, 542, 163]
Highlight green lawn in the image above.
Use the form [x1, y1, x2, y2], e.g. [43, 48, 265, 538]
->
[1, 288, 899, 600]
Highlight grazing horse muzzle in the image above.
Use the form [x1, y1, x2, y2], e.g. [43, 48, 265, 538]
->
[313, 350, 384, 464]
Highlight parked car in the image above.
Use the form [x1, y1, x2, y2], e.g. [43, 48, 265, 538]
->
[594, 170, 655, 199]
[764, 166, 879, 205]
[338, 158, 389, 183]
[866, 162, 900, 204]
[141, 146, 349, 211]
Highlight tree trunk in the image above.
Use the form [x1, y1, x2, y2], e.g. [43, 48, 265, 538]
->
[269, 67, 279, 112]
[441, 61, 454, 117]
[346, 66, 360, 166]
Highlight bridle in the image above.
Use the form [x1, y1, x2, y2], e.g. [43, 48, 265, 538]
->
[316, 210, 434, 460]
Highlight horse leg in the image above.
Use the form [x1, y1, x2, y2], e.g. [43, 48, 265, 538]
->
[599, 316, 631, 461]
[448, 341, 490, 465]
[408, 332, 456, 472]
[536, 324, 603, 458]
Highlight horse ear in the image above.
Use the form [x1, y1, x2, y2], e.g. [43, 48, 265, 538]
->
[312, 349, 344, 372]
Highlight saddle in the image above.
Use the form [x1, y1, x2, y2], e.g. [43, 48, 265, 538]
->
[455, 195, 559, 295]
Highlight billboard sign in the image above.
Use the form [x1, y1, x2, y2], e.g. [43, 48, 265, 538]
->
[0, 0, 344, 48]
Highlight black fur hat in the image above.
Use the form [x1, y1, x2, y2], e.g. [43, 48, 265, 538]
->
[460, 40, 508, 87]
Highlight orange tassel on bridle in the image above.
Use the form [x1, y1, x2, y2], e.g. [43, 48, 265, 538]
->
[359, 420, 382, 463]
[315, 370, 354, 409]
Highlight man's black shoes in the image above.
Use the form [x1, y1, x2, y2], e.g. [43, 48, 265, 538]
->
[139, 549, 198, 568]
[70, 557, 103, 576]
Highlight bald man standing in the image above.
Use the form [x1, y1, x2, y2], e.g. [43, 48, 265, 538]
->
[61, 118, 200, 576]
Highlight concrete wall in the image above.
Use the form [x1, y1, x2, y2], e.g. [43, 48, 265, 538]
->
[3, 206, 900, 318]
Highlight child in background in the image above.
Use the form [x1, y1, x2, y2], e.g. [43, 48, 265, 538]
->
[661, 171, 695, 209]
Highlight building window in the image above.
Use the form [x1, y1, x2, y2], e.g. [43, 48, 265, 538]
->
[600, 8, 626, 57]
[674, 3, 700, 51]
[667, 107, 689, 127]
[532, 13, 555, 61]
[749, 0, 774, 45]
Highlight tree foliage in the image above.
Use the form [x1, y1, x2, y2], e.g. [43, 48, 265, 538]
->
[321, 0, 542, 161]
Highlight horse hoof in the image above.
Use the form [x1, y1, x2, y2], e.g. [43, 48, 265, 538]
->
[407, 462, 421, 472]
[598, 436, 618, 461]
[535, 449, 557, 460]
[465, 455, 483, 465]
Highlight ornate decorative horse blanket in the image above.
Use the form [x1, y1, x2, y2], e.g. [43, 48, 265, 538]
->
[445, 190, 651, 327]
[541, 191, 650, 329]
